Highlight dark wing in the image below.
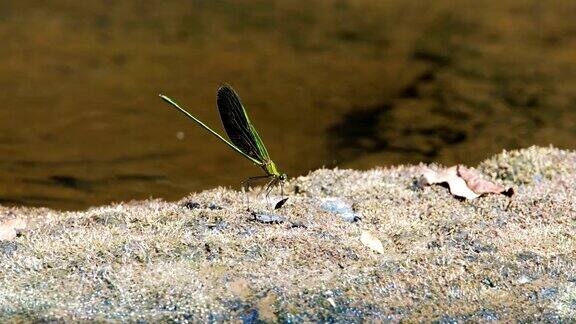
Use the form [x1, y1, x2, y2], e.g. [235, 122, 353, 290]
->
[216, 85, 271, 163]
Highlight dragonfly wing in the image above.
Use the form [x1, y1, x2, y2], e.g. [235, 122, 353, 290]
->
[216, 85, 271, 163]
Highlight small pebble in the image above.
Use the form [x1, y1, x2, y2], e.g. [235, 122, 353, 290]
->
[183, 202, 201, 210]
[319, 198, 361, 222]
[252, 212, 285, 224]
[517, 275, 531, 284]
[208, 203, 223, 210]
[539, 287, 558, 300]
[0, 241, 17, 256]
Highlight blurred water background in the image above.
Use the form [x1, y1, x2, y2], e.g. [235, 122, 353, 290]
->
[0, 0, 575, 210]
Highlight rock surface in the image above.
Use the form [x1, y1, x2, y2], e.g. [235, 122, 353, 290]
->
[1, 146, 575, 321]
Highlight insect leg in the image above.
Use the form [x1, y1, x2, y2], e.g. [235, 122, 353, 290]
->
[242, 175, 271, 210]
[263, 178, 278, 205]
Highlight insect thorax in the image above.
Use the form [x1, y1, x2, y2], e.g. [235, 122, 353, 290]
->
[263, 161, 282, 177]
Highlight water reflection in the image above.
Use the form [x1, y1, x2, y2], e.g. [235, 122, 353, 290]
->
[0, 1, 575, 210]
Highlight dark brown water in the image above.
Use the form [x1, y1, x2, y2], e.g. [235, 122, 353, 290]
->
[1, 0, 575, 210]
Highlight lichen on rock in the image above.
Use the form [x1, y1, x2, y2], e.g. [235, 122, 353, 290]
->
[1, 146, 575, 321]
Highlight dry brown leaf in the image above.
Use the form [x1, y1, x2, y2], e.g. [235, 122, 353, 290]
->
[421, 166, 479, 200]
[421, 165, 513, 199]
[457, 165, 513, 196]
[360, 230, 384, 254]
[0, 218, 27, 241]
